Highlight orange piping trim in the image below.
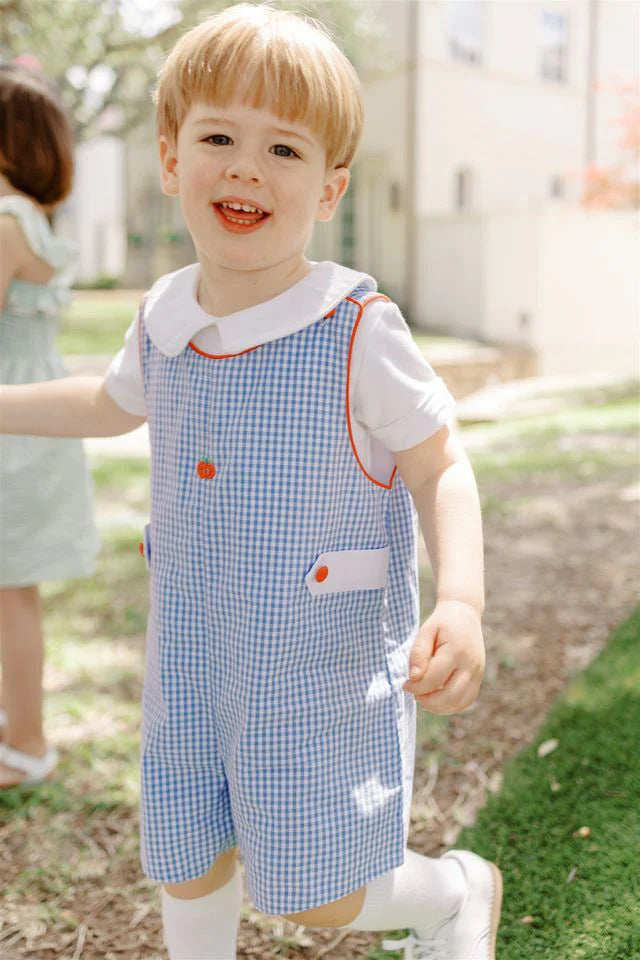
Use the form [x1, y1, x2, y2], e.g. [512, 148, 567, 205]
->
[189, 307, 337, 359]
[188, 340, 260, 359]
[345, 294, 397, 490]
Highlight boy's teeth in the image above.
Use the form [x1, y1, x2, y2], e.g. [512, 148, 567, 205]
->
[222, 201, 259, 213]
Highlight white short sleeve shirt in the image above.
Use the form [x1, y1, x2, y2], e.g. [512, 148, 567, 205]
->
[104, 261, 456, 482]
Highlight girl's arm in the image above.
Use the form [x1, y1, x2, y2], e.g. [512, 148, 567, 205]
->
[1, 214, 144, 438]
[0, 376, 146, 437]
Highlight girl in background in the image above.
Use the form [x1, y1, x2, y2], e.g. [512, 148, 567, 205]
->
[0, 63, 98, 788]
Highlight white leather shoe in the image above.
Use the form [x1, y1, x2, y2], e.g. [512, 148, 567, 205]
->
[382, 850, 502, 960]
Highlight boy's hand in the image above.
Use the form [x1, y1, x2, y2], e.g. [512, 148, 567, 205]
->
[403, 600, 485, 715]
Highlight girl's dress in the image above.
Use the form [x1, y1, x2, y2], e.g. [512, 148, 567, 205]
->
[0, 195, 98, 587]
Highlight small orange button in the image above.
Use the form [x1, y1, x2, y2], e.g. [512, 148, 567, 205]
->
[197, 460, 216, 479]
[315, 565, 329, 583]
[138, 542, 144, 557]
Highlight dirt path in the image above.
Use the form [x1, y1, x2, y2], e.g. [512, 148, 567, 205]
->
[1, 441, 638, 959]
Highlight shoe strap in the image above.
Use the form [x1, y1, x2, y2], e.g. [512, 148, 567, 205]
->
[0, 743, 58, 783]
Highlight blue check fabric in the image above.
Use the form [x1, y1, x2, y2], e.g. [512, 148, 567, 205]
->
[138, 283, 419, 914]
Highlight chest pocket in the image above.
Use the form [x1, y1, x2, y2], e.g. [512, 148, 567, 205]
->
[305, 546, 389, 596]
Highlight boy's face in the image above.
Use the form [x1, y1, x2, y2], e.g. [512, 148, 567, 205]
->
[159, 99, 350, 274]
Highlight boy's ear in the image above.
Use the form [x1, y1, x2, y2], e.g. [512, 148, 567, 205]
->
[159, 135, 179, 197]
[316, 166, 351, 223]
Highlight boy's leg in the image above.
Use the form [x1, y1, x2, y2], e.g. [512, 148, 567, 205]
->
[282, 886, 366, 928]
[161, 848, 242, 960]
[164, 847, 238, 899]
[282, 849, 465, 931]
[283, 848, 501, 959]
[0, 586, 47, 787]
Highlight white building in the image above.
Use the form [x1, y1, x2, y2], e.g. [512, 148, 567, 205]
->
[63, 1, 639, 378]
[309, 0, 640, 376]
[58, 135, 127, 284]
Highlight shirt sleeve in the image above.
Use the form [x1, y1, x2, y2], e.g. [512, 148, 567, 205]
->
[103, 311, 147, 416]
[351, 300, 456, 452]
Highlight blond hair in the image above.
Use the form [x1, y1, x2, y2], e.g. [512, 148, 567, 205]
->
[154, 2, 364, 168]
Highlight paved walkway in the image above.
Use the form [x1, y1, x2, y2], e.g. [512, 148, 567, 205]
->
[455, 370, 636, 422]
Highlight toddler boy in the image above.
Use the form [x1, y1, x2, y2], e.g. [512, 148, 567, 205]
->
[1, 4, 502, 958]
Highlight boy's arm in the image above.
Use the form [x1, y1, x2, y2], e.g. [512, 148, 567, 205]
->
[393, 424, 486, 714]
[394, 423, 484, 615]
[0, 376, 146, 437]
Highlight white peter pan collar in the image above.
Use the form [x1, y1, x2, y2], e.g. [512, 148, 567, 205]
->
[143, 261, 377, 357]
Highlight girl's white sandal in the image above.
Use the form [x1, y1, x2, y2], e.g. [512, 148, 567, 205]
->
[0, 742, 58, 787]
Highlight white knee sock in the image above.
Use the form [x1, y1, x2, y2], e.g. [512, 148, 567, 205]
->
[161, 869, 242, 960]
[344, 848, 467, 938]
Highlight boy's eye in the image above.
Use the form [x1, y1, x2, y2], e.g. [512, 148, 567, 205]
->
[270, 144, 299, 158]
[205, 134, 232, 146]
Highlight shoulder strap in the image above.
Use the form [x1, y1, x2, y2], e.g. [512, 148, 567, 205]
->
[344, 280, 390, 307]
[0, 195, 75, 274]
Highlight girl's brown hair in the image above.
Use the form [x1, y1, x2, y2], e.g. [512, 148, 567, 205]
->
[0, 65, 74, 207]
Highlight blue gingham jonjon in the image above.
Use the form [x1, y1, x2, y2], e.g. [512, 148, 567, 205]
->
[138, 283, 419, 914]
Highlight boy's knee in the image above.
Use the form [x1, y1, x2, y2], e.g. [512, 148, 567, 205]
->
[163, 848, 238, 900]
[281, 886, 365, 928]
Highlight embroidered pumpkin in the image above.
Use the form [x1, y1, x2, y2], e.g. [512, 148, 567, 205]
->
[197, 459, 216, 479]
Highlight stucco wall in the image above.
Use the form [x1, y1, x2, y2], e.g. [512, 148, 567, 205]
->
[416, 205, 639, 377]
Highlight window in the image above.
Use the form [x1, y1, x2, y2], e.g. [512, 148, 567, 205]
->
[455, 167, 474, 210]
[447, 0, 483, 66]
[540, 9, 569, 83]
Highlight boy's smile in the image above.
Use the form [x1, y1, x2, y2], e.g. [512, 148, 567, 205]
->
[159, 99, 350, 312]
[213, 196, 272, 233]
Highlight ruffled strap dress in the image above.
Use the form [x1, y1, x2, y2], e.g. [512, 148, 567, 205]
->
[0, 195, 98, 586]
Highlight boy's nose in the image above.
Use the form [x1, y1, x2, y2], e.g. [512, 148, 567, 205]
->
[224, 157, 264, 186]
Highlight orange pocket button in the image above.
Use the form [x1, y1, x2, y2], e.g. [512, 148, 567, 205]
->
[315, 565, 329, 583]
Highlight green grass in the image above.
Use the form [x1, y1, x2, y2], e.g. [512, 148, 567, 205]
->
[0, 527, 149, 819]
[376, 608, 640, 959]
[57, 295, 138, 355]
[451, 606, 640, 960]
